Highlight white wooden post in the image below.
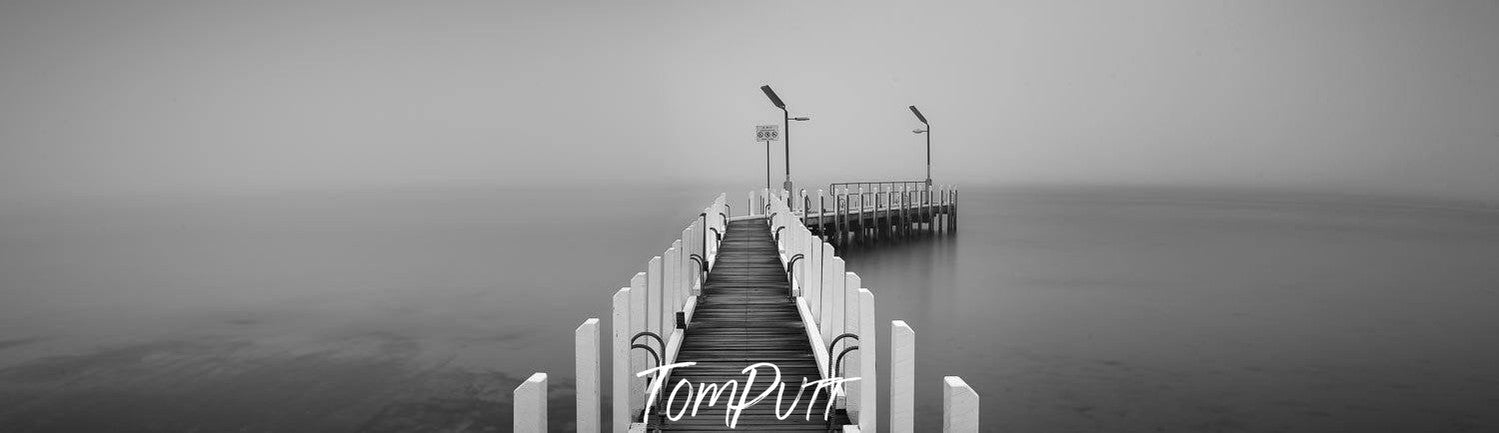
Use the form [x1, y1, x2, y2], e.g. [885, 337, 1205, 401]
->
[797, 219, 808, 251]
[929, 185, 936, 230]
[893, 183, 905, 233]
[939, 185, 947, 232]
[943, 376, 980, 433]
[676, 236, 687, 296]
[646, 256, 663, 343]
[665, 245, 680, 320]
[800, 189, 807, 217]
[682, 225, 697, 294]
[611, 288, 631, 433]
[803, 226, 814, 277]
[707, 206, 718, 264]
[677, 235, 688, 307]
[892, 320, 915, 433]
[803, 232, 815, 296]
[818, 189, 826, 239]
[857, 289, 877, 433]
[842, 273, 862, 412]
[808, 237, 822, 307]
[627, 273, 646, 415]
[576, 318, 600, 432]
[815, 244, 835, 325]
[513, 373, 547, 433]
[824, 256, 846, 342]
[834, 190, 843, 240]
[844, 272, 860, 350]
[947, 185, 954, 231]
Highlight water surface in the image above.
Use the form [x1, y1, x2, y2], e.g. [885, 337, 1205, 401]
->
[2, 185, 1496, 432]
[844, 186, 1499, 432]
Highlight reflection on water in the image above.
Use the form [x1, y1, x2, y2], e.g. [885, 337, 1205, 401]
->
[2, 185, 1497, 432]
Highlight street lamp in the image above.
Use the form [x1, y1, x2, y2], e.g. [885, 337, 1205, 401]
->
[761, 85, 810, 196]
[909, 105, 931, 187]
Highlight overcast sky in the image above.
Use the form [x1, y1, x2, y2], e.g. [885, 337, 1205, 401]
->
[2, 1, 1496, 202]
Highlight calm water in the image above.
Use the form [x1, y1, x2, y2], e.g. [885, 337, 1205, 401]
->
[2, 185, 1497, 432]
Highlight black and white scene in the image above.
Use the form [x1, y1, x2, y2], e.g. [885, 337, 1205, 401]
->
[2, 1, 1497, 432]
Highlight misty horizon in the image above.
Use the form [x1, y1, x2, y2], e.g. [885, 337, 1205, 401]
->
[2, 1, 1497, 204]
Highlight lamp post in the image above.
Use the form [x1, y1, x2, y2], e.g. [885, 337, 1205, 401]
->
[761, 85, 810, 197]
[909, 105, 931, 187]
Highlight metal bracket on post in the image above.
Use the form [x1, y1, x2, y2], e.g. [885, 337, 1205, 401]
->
[689, 254, 707, 284]
[785, 253, 805, 283]
[631, 332, 665, 361]
[827, 333, 860, 376]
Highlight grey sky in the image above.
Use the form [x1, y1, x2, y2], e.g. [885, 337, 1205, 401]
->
[2, 1, 1496, 202]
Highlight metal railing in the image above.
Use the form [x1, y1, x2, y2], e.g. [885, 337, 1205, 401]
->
[829, 180, 930, 195]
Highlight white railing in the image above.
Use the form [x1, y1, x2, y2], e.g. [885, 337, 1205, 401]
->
[603, 193, 727, 432]
[764, 189, 879, 432]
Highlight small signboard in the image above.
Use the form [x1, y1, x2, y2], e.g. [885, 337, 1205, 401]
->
[755, 125, 780, 142]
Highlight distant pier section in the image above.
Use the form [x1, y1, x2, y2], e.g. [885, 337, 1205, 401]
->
[781, 181, 958, 245]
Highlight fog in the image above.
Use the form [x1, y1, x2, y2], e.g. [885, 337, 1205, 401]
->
[2, 0, 1496, 202]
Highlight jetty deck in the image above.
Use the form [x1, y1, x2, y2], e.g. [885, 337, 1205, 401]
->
[650, 217, 850, 431]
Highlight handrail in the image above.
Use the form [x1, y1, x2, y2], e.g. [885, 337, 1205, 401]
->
[631, 331, 665, 359]
[826, 333, 860, 375]
[785, 253, 805, 282]
[834, 345, 859, 377]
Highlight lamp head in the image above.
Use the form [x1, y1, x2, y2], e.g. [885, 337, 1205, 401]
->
[909, 105, 928, 124]
[913, 128, 928, 134]
[760, 85, 786, 109]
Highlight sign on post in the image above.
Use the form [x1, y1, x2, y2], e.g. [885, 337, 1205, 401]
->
[755, 125, 780, 142]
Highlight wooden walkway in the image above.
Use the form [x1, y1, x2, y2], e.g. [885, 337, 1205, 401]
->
[648, 217, 850, 432]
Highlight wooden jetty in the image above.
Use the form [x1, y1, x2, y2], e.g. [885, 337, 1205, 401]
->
[511, 188, 979, 433]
